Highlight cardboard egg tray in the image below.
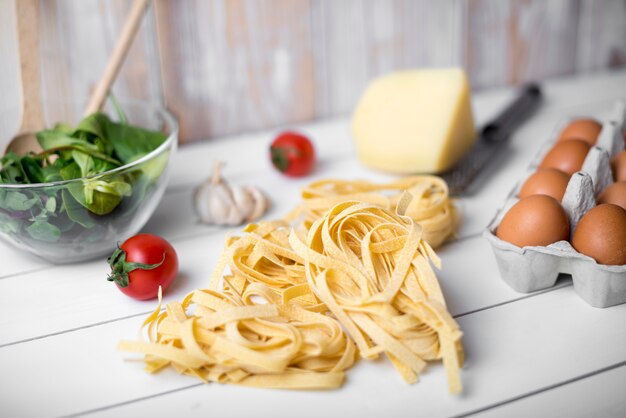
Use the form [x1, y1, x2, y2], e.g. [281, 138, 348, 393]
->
[483, 100, 626, 308]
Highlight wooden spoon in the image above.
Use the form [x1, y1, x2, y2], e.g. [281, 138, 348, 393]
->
[5, 0, 45, 156]
[5, 0, 151, 157]
[83, 0, 151, 116]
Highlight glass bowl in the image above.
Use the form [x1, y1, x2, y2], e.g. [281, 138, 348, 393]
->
[0, 100, 178, 263]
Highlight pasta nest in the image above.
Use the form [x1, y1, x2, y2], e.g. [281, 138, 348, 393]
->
[120, 179, 463, 393]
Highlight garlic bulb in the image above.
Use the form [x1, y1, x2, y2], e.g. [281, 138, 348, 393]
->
[193, 162, 270, 226]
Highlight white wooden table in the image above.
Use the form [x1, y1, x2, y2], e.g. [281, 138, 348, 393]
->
[1, 70, 625, 418]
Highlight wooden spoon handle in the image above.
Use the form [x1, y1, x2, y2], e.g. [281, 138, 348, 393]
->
[16, 0, 44, 132]
[83, 0, 151, 116]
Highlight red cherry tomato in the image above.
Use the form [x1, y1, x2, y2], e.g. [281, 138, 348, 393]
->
[270, 131, 316, 177]
[107, 234, 178, 300]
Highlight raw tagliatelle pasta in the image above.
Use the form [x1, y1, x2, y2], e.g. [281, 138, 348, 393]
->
[119, 179, 463, 393]
[289, 196, 463, 393]
[286, 176, 459, 249]
[119, 288, 356, 389]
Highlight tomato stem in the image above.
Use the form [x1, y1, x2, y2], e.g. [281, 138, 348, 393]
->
[270, 147, 290, 172]
[106, 244, 165, 288]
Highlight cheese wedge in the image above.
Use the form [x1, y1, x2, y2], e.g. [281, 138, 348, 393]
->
[352, 69, 476, 174]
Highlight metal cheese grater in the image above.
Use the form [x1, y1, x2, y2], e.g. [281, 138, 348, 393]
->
[441, 83, 543, 195]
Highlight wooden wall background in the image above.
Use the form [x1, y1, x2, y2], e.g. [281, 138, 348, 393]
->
[1, 0, 625, 144]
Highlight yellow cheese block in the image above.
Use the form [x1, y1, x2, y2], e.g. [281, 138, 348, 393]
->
[352, 68, 476, 174]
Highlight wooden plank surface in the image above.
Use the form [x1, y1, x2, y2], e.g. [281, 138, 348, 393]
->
[0, 70, 625, 417]
[311, 0, 462, 118]
[37, 0, 162, 124]
[464, 0, 580, 89]
[576, 0, 626, 71]
[91, 364, 626, 418]
[154, 0, 315, 142]
[1, 0, 626, 143]
[476, 363, 626, 418]
[0, 0, 21, 143]
[2, 284, 625, 418]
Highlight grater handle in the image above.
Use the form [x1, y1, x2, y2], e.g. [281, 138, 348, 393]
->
[481, 83, 543, 143]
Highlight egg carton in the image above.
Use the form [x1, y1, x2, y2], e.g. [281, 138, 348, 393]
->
[483, 100, 626, 308]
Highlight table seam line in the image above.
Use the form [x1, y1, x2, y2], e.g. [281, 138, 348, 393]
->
[0, 265, 52, 281]
[0, 309, 158, 349]
[447, 359, 626, 418]
[0, 229, 486, 282]
[55, 359, 626, 418]
[56, 383, 204, 418]
[0, 280, 568, 350]
[453, 281, 573, 319]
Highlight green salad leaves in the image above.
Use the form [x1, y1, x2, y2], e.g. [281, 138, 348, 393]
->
[0, 112, 167, 243]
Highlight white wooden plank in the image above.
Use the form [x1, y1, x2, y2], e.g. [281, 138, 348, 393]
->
[153, 0, 315, 142]
[0, 90, 617, 282]
[473, 363, 626, 417]
[576, 0, 626, 72]
[0, 230, 523, 346]
[0, 233, 226, 346]
[311, 0, 461, 118]
[0, 239, 49, 279]
[0, 75, 622, 275]
[165, 69, 626, 191]
[2, 285, 625, 417]
[0, 0, 21, 144]
[0, 70, 625, 418]
[1, 70, 625, 291]
[38, 0, 163, 125]
[164, 117, 357, 191]
[88, 362, 626, 418]
[464, 0, 579, 90]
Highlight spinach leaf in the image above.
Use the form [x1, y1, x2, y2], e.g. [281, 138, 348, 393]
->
[61, 162, 131, 215]
[45, 196, 57, 213]
[72, 149, 94, 178]
[74, 112, 108, 139]
[0, 152, 29, 183]
[1, 191, 39, 212]
[105, 118, 166, 164]
[26, 220, 61, 242]
[0, 212, 21, 234]
[20, 156, 45, 183]
[61, 189, 95, 228]
[1, 107, 167, 244]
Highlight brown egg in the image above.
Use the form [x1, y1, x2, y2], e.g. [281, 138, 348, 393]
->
[539, 139, 591, 176]
[518, 168, 570, 201]
[557, 118, 602, 146]
[572, 204, 626, 265]
[598, 181, 626, 210]
[612, 150, 626, 182]
[496, 195, 569, 247]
